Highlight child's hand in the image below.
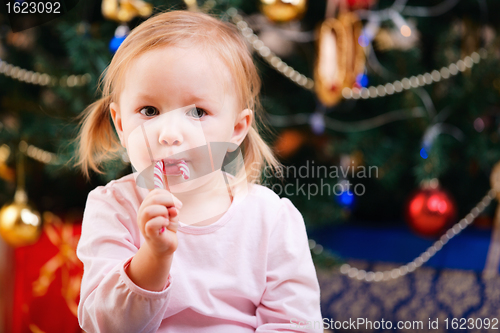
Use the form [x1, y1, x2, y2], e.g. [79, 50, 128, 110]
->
[137, 188, 183, 257]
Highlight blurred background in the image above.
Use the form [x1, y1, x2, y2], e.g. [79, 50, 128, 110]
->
[0, 0, 499, 332]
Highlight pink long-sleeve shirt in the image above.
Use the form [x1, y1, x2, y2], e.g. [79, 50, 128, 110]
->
[77, 173, 323, 333]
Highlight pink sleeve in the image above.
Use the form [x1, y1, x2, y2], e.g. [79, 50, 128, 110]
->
[77, 187, 172, 333]
[256, 198, 323, 333]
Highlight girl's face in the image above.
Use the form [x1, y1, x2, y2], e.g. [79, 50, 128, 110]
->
[110, 44, 251, 190]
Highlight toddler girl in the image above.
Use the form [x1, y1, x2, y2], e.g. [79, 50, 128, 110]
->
[74, 10, 322, 333]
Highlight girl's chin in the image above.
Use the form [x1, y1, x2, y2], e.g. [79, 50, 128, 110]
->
[167, 178, 196, 193]
[165, 171, 194, 189]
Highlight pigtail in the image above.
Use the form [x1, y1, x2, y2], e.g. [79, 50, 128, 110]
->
[243, 124, 283, 185]
[71, 95, 122, 180]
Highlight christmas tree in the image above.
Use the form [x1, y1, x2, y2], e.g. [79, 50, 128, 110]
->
[2, 1, 500, 331]
[0, 0, 499, 239]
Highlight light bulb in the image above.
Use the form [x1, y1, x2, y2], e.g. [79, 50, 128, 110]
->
[400, 25, 412, 37]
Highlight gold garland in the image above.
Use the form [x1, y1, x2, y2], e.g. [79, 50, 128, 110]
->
[227, 8, 487, 100]
[0, 6, 488, 95]
[332, 188, 497, 282]
[0, 59, 91, 88]
[228, 8, 314, 90]
[19, 141, 60, 165]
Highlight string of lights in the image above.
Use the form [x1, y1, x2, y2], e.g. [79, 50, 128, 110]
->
[320, 189, 496, 281]
[0, 58, 91, 87]
[227, 8, 487, 100]
[18, 140, 61, 165]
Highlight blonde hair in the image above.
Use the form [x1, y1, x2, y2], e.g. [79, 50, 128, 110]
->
[72, 10, 283, 186]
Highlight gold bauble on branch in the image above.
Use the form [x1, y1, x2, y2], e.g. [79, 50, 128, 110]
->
[0, 189, 42, 247]
[0, 145, 42, 247]
[102, 0, 153, 23]
[260, 0, 308, 23]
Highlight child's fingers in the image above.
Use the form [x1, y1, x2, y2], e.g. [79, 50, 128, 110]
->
[141, 204, 169, 222]
[145, 216, 170, 236]
[165, 220, 179, 233]
[143, 189, 183, 210]
[138, 204, 167, 235]
[167, 206, 179, 220]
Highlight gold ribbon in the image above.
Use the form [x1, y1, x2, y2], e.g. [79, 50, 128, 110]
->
[31, 212, 82, 317]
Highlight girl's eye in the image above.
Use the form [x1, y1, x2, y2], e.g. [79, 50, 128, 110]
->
[188, 107, 207, 119]
[139, 106, 159, 117]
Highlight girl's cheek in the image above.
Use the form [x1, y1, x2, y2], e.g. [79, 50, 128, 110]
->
[126, 125, 155, 174]
[191, 129, 209, 147]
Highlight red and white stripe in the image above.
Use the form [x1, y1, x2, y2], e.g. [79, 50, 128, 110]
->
[154, 160, 165, 189]
[178, 160, 190, 180]
[154, 160, 167, 233]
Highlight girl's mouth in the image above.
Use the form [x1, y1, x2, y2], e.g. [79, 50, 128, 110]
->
[161, 159, 190, 179]
[163, 163, 182, 176]
[164, 158, 184, 165]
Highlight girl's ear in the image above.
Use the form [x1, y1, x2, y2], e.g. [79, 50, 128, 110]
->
[230, 109, 252, 149]
[110, 102, 126, 148]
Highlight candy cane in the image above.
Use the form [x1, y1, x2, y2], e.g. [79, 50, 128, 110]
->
[178, 160, 190, 180]
[154, 160, 166, 190]
[153, 160, 173, 233]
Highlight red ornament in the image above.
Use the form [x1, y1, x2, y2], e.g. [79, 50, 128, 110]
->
[405, 185, 457, 238]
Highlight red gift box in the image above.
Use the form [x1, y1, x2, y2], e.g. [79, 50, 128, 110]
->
[12, 212, 83, 333]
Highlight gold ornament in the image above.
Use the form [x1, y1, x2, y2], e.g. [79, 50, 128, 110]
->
[0, 147, 42, 247]
[314, 12, 365, 107]
[260, 0, 308, 23]
[338, 12, 364, 89]
[102, 0, 153, 23]
[314, 18, 347, 107]
[0, 192, 42, 247]
[183, 0, 198, 11]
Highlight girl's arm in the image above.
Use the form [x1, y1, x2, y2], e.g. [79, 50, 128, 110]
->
[256, 198, 323, 333]
[125, 241, 173, 291]
[126, 188, 181, 292]
[77, 186, 174, 333]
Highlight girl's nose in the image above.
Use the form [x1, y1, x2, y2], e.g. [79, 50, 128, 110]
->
[160, 137, 181, 146]
[159, 129, 182, 146]
[158, 115, 183, 146]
